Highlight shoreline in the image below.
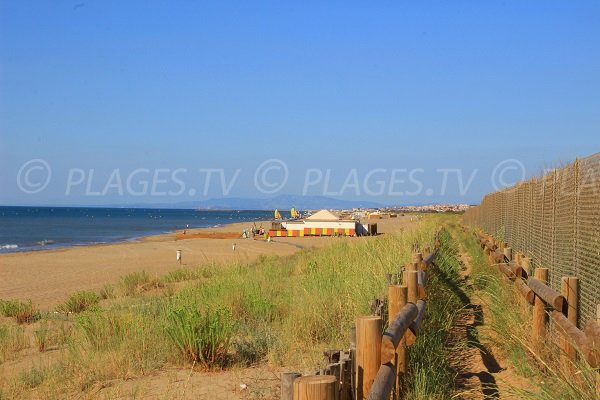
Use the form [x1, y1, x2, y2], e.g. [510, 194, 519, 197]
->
[0, 218, 320, 308]
[0, 223, 227, 255]
[0, 214, 271, 255]
[0, 218, 269, 257]
[0, 216, 413, 308]
[0, 206, 273, 255]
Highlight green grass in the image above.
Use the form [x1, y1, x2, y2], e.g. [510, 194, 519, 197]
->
[19, 365, 47, 389]
[163, 267, 208, 283]
[56, 290, 100, 314]
[120, 271, 164, 296]
[164, 299, 235, 368]
[402, 227, 468, 399]
[99, 284, 116, 300]
[0, 299, 40, 324]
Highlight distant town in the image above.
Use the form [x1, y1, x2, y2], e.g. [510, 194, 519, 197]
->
[383, 204, 472, 213]
[342, 203, 471, 215]
[325, 204, 472, 220]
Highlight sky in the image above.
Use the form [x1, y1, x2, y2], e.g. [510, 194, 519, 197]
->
[1, 1, 599, 207]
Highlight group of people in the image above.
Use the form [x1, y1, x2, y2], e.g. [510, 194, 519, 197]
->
[241, 226, 267, 239]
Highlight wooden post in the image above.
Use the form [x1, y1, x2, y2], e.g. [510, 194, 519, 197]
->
[388, 284, 408, 394]
[349, 327, 356, 400]
[293, 375, 337, 400]
[414, 252, 424, 271]
[407, 266, 418, 304]
[388, 286, 402, 328]
[560, 277, 579, 364]
[515, 252, 522, 265]
[533, 268, 549, 346]
[521, 257, 532, 277]
[355, 316, 382, 400]
[402, 263, 411, 286]
[406, 270, 419, 345]
[282, 372, 301, 400]
[503, 247, 512, 262]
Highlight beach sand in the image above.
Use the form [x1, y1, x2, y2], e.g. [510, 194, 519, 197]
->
[0, 216, 415, 309]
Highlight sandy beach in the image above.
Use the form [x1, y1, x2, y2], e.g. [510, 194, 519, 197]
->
[0, 216, 415, 309]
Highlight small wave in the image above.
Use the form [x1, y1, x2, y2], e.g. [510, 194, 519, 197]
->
[36, 240, 55, 246]
[0, 244, 18, 249]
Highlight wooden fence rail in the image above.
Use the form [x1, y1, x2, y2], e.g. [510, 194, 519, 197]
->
[475, 230, 600, 394]
[282, 232, 441, 400]
[363, 241, 438, 400]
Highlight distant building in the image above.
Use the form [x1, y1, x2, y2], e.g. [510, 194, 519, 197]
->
[271, 209, 357, 237]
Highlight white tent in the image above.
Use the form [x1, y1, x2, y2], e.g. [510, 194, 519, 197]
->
[306, 209, 340, 221]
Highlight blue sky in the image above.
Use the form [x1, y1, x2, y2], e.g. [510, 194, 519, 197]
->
[1, 1, 599, 206]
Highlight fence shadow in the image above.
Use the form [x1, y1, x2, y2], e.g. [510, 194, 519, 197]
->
[433, 263, 502, 399]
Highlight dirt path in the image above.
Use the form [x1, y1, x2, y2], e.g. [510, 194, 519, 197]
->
[449, 242, 527, 399]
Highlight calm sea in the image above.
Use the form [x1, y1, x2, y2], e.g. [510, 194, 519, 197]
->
[0, 206, 272, 253]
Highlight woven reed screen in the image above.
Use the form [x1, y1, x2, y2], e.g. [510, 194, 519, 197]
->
[464, 153, 600, 328]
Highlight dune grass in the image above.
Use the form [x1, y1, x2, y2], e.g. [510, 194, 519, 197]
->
[0, 299, 40, 324]
[162, 267, 211, 283]
[98, 284, 116, 300]
[120, 270, 164, 296]
[165, 303, 235, 368]
[402, 225, 469, 399]
[56, 290, 100, 314]
[0, 325, 29, 363]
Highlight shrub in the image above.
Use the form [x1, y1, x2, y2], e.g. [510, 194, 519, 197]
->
[57, 291, 100, 314]
[120, 271, 163, 296]
[233, 327, 275, 366]
[0, 299, 40, 324]
[19, 365, 47, 389]
[99, 284, 115, 300]
[165, 304, 235, 368]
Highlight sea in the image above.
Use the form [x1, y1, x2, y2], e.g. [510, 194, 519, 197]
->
[0, 206, 272, 253]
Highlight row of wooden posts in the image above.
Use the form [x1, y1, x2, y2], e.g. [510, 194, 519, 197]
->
[282, 235, 441, 400]
[476, 231, 600, 395]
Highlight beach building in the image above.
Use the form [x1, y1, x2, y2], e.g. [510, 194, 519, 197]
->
[269, 209, 357, 237]
[301, 209, 356, 236]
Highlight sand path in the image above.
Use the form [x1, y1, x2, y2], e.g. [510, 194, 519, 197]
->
[451, 241, 531, 399]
